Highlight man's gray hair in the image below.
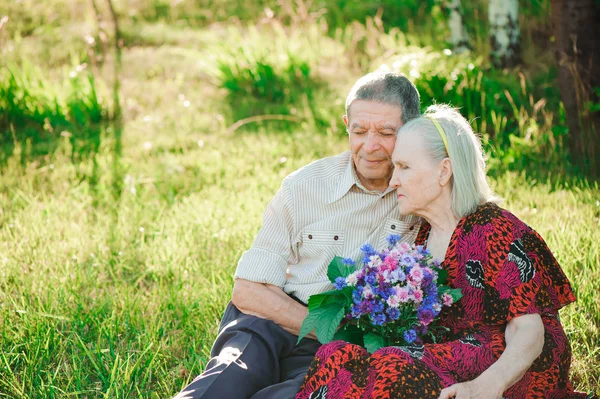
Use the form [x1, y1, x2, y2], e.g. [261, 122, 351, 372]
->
[398, 104, 500, 218]
[345, 72, 421, 123]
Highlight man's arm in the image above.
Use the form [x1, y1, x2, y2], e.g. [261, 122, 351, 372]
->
[231, 278, 316, 339]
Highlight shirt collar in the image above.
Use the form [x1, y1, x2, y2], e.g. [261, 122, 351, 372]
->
[328, 154, 395, 204]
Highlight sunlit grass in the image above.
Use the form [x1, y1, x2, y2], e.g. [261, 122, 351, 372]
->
[0, 1, 598, 397]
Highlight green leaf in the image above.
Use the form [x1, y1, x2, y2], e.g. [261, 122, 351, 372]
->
[298, 309, 321, 344]
[436, 268, 449, 285]
[363, 332, 387, 354]
[327, 256, 356, 284]
[448, 288, 463, 302]
[307, 290, 344, 311]
[438, 286, 463, 304]
[298, 302, 346, 344]
[316, 304, 346, 344]
[333, 324, 364, 346]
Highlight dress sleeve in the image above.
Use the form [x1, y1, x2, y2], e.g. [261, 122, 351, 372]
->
[234, 179, 296, 287]
[493, 218, 576, 322]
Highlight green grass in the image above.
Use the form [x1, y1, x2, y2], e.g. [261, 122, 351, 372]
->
[0, 0, 598, 397]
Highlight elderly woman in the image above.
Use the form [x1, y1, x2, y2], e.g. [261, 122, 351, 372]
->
[295, 105, 589, 399]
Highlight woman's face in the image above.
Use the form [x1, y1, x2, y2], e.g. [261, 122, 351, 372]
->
[390, 130, 447, 216]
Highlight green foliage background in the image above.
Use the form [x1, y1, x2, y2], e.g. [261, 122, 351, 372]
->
[0, 0, 598, 397]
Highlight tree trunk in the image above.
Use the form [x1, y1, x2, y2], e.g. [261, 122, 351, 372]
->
[446, 0, 470, 53]
[551, 0, 600, 177]
[489, 0, 520, 68]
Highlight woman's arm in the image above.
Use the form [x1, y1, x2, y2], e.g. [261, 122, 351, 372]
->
[438, 313, 545, 399]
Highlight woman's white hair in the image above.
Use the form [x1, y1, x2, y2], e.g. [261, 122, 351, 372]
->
[398, 104, 499, 218]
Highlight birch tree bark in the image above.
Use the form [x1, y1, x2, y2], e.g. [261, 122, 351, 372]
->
[489, 0, 520, 68]
[446, 0, 470, 53]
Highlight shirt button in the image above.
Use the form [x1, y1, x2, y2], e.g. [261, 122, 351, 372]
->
[391, 225, 396, 230]
[409, 225, 414, 231]
[308, 234, 313, 239]
[334, 235, 339, 241]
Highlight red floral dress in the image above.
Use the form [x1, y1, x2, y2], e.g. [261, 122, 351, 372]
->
[296, 203, 589, 399]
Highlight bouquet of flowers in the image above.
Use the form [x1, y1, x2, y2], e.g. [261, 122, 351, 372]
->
[298, 234, 462, 353]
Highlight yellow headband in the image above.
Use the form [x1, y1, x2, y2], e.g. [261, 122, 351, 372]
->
[425, 116, 450, 157]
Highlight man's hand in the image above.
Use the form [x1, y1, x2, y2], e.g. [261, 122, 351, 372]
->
[231, 278, 317, 340]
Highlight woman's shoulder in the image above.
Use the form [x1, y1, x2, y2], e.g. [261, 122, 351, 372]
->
[463, 202, 531, 236]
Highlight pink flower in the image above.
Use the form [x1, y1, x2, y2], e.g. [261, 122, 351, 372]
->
[409, 265, 424, 283]
[395, 286, 410, 303]
[383, 256, 397, 270]
[346, 272, 358, 286]
[412, 288, 423, 303]
[388, 248, 402, 260]
[398, 242, 412, 253]
[442, 292, 454, 306]
[363, 285, 374, 299]
[386, 295, 400, 308]
[368, 255, 382, 267]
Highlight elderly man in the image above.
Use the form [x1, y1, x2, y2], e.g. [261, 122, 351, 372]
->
[174, 72, 421, 399]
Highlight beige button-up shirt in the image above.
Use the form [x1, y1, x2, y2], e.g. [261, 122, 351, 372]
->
[234, 151, 420, 304]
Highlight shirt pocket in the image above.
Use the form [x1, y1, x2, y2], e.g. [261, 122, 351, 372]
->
[298, 229, 346, 258]
[377, 217, 420, 249]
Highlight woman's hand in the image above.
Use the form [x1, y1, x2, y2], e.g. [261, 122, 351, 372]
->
[438, 374, 504, 399]
[439, 313, 545, 399]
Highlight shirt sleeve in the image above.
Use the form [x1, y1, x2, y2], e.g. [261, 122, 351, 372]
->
[234, 179, 296, 287]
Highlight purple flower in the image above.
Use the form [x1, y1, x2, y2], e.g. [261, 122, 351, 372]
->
[387, 234, 401, 246]
[371, 312, 387, 326]
[334, 276, 347, 290]
[404, 329, 417, 343]
[350, 304, 362, 318]
[417, 306, 435, 326]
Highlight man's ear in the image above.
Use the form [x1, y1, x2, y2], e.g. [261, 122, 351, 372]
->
[343, 115, 348, 128]
[440, 158, 453, 186]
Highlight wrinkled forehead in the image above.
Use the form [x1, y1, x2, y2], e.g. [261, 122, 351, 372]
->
[392, 129, 423, 160]
[347, 100, 403, 128]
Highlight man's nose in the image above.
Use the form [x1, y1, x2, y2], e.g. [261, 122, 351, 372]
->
[362, 131, 380, 153]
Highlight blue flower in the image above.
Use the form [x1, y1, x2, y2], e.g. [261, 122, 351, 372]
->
[350, 304, 362, 318]
[386, 307, 400, 320]
[403, 329, 417, 343]
[342, 257, 356, 266]
[417, 245, 430, 256]
[387, 234, 401, 247]
[360, 244, 376, 257]
[371, 312, 387, 326]
[372, 300, 384, 313]
[334, 276, 347, 290]
[352, 290, 363, 304]
[365, 273, 377, 285]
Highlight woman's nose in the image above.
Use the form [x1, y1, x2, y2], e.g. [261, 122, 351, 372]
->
[390, 170, 400, 188]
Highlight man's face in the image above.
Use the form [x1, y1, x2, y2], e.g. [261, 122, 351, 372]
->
[344, 100, 403, 192]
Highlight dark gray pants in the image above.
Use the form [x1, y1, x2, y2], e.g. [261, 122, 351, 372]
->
[173, 302, 321, 399]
